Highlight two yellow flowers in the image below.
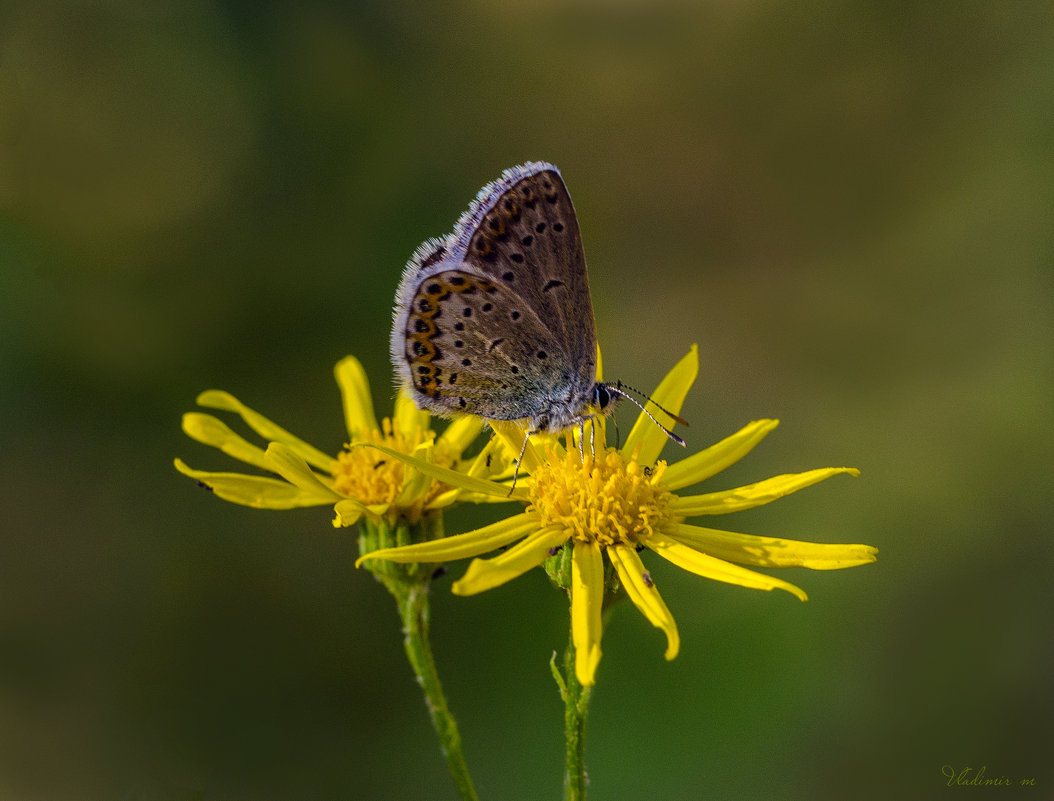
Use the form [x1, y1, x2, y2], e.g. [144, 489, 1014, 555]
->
[177, 346, 877, 685]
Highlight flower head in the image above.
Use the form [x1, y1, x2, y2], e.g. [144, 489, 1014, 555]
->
[175, 355, 493, 527]
[356, 346, 878, 685]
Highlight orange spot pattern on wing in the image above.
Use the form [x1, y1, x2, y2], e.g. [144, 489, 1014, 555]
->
[405, 272, 499, 399]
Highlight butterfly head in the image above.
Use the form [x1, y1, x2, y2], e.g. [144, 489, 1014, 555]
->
[592, 382, 615, 413]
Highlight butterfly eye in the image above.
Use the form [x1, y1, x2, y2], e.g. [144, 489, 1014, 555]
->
[594, 385, 611, 410]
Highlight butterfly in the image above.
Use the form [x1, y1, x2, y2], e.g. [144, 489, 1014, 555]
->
[390, 161, 684, 462]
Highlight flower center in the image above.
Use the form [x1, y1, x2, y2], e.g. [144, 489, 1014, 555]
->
[332, 417, 453, 508]
[528, 446, 677, 547]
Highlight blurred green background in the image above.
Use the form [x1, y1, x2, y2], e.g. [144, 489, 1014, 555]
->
[3, 1, 1052, 799]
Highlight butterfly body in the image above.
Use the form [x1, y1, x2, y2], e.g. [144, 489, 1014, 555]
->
[391, 162, 611, 434]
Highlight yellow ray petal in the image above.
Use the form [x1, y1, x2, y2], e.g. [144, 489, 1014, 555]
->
[395, 440, 433, 506]
[661, 419, 779, 491]
[490, 420, 543, 475]
[465, 436, 510, 480]
[427, 482, 523, 510]
[607, 544, 679, 660]
[334, 356, 379, 439]
[353, 442, 528, 500]
[263, 442, 342, 500]
[667, 523, 878, 570]
[332, 498, 367, 527]
[621, 345, 697, 466]
[648, 533, 808, 601]
[571, 541, 604, 686]
[196, 390, 337, 473]
[395, 390, 431, 439]
[438, 415, 485, 456]
[181, 413, 271, 471]
[453, 525, 569, 595]
[426, 487, 461, 510]
[331, 498, 391, 527]
[670, 467, 860, 515]
[355, 512, 537, 567]
[173, 459, 333, 508]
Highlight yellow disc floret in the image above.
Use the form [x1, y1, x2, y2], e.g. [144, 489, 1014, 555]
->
[528, 446, 679, 547]
[332, 417, 454, 511]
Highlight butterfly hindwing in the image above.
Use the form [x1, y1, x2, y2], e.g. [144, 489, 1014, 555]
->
[398, 264, 579, 420]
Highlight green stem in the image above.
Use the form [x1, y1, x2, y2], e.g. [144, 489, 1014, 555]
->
[361, 517, 478, 801]
[395, 580, 479, 801]
[562, 623, 591, 801]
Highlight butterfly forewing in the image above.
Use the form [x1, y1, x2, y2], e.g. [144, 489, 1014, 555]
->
[449, 165, 597, 384]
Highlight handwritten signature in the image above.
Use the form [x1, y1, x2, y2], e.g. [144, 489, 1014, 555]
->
[942, 765, 1038, 789]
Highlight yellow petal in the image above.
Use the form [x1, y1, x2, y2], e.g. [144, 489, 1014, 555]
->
[181, 413, 271, 471]
[438, 415, 485, 456]
[571, 541, 604, 686]
[595, 343, 603, 382]
[334, 356, 379, 439]
[263, 442, 342, 500]
[355, 512, 537, 567]
[395, 440, 433, 506]
[489, 420, 543, 475]
[354, 442, 527, 500]
[670, 467, 860, 515]
[395, 389, 431, 438]
[173, 459, 333, 509]
[196, 390, 337, 474]
[465, 436, 510, 480]
[332, 498, 390, 528]
[607, 544, 679, 660]
[661, 419, 779, 491]
[648, 533, 808, 601]
[426, 487, 465, 510]
[621, 345, 698, 466]
[667, 523, 878, 570]
[453, 525, 568, 595]
[449, 489, 526, 505]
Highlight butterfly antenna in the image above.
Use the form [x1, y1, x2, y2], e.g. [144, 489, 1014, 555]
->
[606, 385, 687, 447]
[615, 381, 690, 427]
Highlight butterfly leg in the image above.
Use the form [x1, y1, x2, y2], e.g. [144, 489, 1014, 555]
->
[509, 427, 537, 495]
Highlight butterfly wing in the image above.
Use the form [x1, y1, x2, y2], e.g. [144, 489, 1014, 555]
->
[391, 163, 599, 427]
[393, 259, 576, 420]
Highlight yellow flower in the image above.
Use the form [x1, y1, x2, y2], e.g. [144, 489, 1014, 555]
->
[175, 355, 493, 527]
[356, 346, 878, 686]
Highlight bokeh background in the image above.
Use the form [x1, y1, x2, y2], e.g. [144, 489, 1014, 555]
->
[3, 2, 1052, 799]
